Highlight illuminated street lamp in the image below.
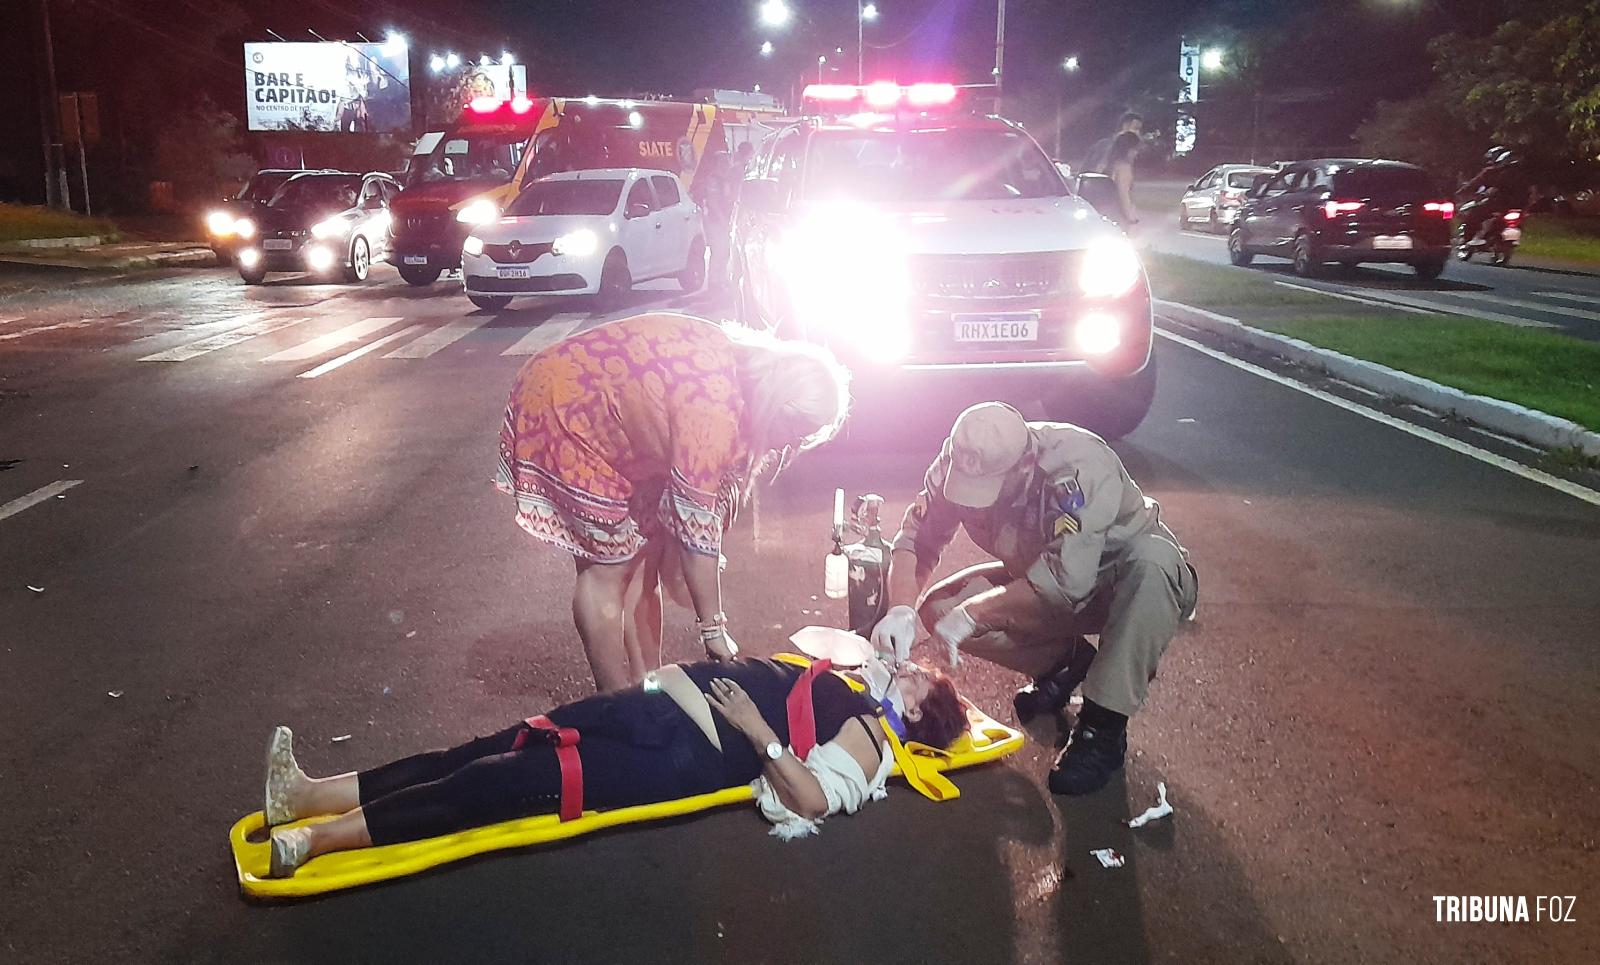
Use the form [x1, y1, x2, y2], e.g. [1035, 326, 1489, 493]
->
[444, 52, 461, 69]
[381, 31, 407, 57]
[1063, 55, 1079, 72]
[759, 0, 792, 28]
[500, 51, 515, 65]
[429, 54, 446, 73]
[1202, 48, 1224, 70]
[862, 2, 879, 20]
[856, 2, 880, 84]
[761, 40, 774, 56]
[817, 53, 827, 83]
[478, 54, 492, 66]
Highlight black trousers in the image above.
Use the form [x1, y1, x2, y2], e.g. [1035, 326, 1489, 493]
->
[358, 688, 732, 846]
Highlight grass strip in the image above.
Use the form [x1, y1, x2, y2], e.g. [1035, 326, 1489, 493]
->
[1520, 214, 1600, 267]
[1145, 252, 1600, 431]
[0, 203, 118, 243]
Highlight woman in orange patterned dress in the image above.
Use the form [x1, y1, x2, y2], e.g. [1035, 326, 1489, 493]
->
[497, 313, 850, 692]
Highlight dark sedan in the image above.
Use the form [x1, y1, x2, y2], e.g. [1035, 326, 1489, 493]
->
[234, 172, 399, 285]
[1227, 159, 1455, 280]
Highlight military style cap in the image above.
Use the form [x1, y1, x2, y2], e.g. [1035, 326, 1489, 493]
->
[943, 402, 1029, 508]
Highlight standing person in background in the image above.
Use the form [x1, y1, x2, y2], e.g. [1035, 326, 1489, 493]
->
[1079, 111, 1143, 178]
[692, 150, 740, 293]
[1104, 131, 1143, 229]
[497, 313, 851, 692]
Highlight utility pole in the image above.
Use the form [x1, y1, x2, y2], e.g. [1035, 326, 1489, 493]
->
[856, 2, 864, 85]
[993, 0, 1007, 112]
[39, 0, 66, 208]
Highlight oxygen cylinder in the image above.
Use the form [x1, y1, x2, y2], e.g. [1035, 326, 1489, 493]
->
[844, 494, 888, 636]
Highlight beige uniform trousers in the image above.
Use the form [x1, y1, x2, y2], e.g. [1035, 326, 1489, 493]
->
[918, 532, 1197, 718]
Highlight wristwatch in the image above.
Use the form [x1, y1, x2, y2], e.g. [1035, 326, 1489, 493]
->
[764, 740, 784, 761]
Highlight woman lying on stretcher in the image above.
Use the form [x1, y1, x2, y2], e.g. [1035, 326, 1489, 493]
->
[261, 656, 966, 876]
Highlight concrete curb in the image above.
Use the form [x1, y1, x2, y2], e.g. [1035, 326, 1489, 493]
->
[0, 247, 216, 271]
[0, 235, 106, 250]
[1155, 298, 1600, 458]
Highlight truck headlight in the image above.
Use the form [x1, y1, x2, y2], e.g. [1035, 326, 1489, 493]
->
[234, 218, 257, 239]
[311, 217, 349, 240]
[207, 211, 236, 237]
[1078, 238, 1142, 298]
[552, 229, 598, 257]
[780, 207, 911, 352]
[455, 199, 500, 225]
[462, 235, 485, 256]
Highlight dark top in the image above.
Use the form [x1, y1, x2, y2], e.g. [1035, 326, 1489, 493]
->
[681, 658, 876, 783]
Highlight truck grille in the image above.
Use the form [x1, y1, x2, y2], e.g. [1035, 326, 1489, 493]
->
[910, 252, 1071, 299]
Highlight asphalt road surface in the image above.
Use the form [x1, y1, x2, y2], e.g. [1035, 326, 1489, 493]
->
[3, 264, 1598, 964]
[1140, 185, 1600, 341]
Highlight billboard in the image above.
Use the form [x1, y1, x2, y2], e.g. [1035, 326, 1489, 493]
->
[245, 42, 411, 133]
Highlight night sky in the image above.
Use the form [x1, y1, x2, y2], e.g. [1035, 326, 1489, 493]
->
[1, 0, 1513, 206]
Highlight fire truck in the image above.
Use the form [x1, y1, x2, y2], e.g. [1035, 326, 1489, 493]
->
[388, 90, 782, 286]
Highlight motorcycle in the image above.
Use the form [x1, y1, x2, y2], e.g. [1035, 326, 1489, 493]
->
[1454, 196, 1522, 267]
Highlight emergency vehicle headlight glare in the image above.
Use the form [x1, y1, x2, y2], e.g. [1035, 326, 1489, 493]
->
[306, 246, 335, 273]
[1076, 312, 1121, 355]
[311, 217, 349, 240]
[207, 211, 236, 237]
[456, 199, 501, 225]
[234, 218, 257, 239]
[237, 248, 261, 268]
[553, 229, 598, 257]
[462, 235, 485, 256]
[1078, 239, 1141, 298]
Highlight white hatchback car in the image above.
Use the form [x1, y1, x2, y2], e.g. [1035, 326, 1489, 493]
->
[461, 168, 706, 311]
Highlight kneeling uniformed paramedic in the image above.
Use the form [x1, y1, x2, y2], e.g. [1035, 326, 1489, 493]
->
[871, 402, 1197, 795]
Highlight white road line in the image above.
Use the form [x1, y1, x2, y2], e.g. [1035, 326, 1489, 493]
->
[1153, 329, 1600, 508]
[1273, 279, 1439, 315]
[1343, 289, 1561, 329]
[1533, 291, 1600, 306]
[0, 316, 22, 326]
[138, 313, 303, 362]
[500, 313, 589, 356]
[0, 479, 84, 522]
[0, 320, 88, 342]
[297, 325, 425, 379]
[383, 316, 492, 359]
[262, 316, 405, 363]
[1453, 291, 1600, 322]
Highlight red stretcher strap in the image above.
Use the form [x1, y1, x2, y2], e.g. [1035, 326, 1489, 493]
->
[509, 714, 583, 822]
[785, 658, 832, 761]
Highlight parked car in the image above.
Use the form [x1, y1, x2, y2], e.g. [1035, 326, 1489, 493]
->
[461, 168, 705, 312]
[1227, 159, 1454, 280]
[732, 83, 1156, 440]
[204, 169, 322, 266]
[234, 172, 399, 285]
[1178, 164, 1275, 232]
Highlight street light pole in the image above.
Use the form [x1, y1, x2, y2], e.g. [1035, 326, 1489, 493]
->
[993, 0, 1006, 112]
[857, 2, 864, 84]
[38, 0, 65, 209]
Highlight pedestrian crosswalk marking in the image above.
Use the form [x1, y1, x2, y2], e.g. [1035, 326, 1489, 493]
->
[1454, 291, 1600, 323]
[0, 479, 84, 523]
[262, 316, 405, 363]
[297, 325, 426, 379]
[139, 313, 307, 362]
[383, 316, 491, 359]
[500, 313, 588, 356]
[1533, 291, 1600, 306]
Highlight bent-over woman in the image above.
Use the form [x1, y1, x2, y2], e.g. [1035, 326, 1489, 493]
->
[497, 313, 851, 691]
[262, 657, 966, 876]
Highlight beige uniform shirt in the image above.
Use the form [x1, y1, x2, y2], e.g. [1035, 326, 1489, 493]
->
[892, 423, 1185, 614]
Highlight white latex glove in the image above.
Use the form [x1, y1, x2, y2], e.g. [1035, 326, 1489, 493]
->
[933, 604, 977, 668]
[871, 605, 919, 663]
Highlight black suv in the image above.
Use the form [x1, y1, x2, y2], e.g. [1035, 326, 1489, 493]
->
[1228, 159, 1454, 280]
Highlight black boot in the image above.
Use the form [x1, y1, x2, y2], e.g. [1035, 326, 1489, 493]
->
[1013, 636, 1095, 722]
[1048, 700, 1127, 796]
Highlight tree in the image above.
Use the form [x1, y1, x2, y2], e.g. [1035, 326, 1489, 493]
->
[151, 95, 256, 201]
[1431, 1, 1600, 159]
[1355, 88, 1491, 182]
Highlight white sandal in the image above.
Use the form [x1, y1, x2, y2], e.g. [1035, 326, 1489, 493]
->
[263, 726, 307, 826]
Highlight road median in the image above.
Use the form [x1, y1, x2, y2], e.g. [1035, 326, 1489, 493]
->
[1145, 252, 1600, 457]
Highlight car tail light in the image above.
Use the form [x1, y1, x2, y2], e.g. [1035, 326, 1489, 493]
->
[1503, 209, 1523, 222]
[1323, 201, 1365, 219]
[1423, 201, 1455, 218]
